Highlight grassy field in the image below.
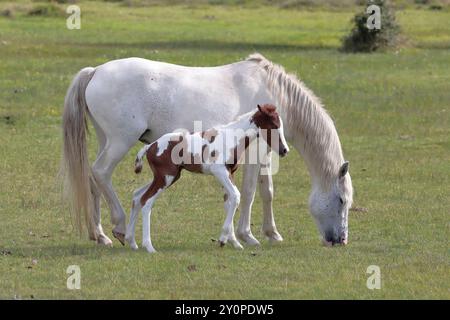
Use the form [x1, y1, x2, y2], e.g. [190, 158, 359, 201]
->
[0, 1, 449, 299]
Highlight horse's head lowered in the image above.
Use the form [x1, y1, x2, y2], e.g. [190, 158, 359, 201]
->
[252, 104, 289, 157]
[309, 162, 353, 246]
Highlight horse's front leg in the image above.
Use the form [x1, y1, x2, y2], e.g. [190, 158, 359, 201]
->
[259, 154, 283, 243]
[237, 163, 261, 246]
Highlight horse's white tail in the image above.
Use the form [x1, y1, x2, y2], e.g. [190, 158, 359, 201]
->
[62, 67, 97, 240]
[134, 145, 151, 174]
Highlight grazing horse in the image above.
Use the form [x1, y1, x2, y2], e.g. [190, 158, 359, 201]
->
[126, 104, 289, 253]
[62, 53, 353, 247]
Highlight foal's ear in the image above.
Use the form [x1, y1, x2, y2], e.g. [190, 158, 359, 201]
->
[339, 161, 349, 178]
[257, 104, 262, 112]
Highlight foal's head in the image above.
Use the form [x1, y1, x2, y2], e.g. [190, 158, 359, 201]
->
[251, 104, 289, 157]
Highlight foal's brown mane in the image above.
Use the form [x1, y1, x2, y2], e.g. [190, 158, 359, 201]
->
[251, 104, 280, 129]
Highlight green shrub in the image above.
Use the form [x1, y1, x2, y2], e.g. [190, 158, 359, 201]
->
[27, 3, 65, 17]
[341, 0, 401, 52]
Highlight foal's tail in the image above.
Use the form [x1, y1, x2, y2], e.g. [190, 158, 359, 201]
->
[134, 144, 151, 174]
[61, 67, 97, 240]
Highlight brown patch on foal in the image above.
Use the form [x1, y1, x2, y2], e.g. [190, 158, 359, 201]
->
[226, 136, 250, 174]
[201, 128, 218, 143]
[139, 140, 182, 206]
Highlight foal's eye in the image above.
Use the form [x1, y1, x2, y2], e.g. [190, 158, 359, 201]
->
[339, 197, 344, 205]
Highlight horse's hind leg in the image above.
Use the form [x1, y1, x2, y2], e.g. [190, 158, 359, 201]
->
[90, 118, 113, 246]
[92, 140, 132, 245]
[89, 177, 112, 246]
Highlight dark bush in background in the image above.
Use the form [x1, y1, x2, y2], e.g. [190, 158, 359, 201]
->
[341, 0, 400, 52]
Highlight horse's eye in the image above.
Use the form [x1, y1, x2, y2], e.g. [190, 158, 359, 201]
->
[339, 197, 343, 205]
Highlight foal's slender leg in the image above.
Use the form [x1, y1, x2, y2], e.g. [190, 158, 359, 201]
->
[91, 141, 131, 244]
[140, 177, 167, 253]
[140, 171, 181, 253]
[212, 168, 243, 250]
[259, 156, 283, 243]
[125, 183, 151, 250]
[237, 163, 261, 246]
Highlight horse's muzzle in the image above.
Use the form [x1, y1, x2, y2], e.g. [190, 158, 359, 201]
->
[322, 236, 347, 247]
[279, 148, 289, 157]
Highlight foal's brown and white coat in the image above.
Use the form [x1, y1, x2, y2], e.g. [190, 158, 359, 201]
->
[125, 104, 289, 253]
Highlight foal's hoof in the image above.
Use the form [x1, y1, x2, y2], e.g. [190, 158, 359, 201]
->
[97, 235, 113, 247]
[127, 239, 139, 250]
[143, 243, 156, 254]
[112, 230, 126, 246]
[230, 239, 244, 250]
[124, 234, 138, 250]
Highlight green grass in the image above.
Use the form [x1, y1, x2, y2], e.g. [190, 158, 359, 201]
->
[0, 1, 449, 299]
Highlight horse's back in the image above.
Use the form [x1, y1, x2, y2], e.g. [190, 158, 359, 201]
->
[85, 57, 268, 144]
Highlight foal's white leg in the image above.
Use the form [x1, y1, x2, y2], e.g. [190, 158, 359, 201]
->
[125, 183, 151, 250]
[259, 156, 283, 243]
[92, 141, 131, 244]
[141, 189, 163, 253]
[213, 168, 243, 250]
[237, 164, 261, 246]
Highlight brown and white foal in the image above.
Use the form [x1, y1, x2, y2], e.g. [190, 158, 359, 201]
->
[125, 104, 289, 253]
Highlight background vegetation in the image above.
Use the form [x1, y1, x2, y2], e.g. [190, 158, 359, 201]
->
[0, 0, 449, 299]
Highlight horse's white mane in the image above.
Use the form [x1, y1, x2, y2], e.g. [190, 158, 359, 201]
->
[246, 53, 344, 188]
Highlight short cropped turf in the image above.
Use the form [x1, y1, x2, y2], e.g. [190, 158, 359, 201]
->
[0, 1, 449, 299]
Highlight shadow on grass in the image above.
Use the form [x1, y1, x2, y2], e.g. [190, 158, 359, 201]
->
[72, 39, 337, 52]
[2, 239, 302, 259]
[3, 241, 226, 259]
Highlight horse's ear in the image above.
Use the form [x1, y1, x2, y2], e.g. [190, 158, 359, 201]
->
[257, 104, 262, 112]
[339, 161, 349, 178]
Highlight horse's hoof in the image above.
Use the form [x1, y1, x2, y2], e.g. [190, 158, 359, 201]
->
[112, 230, 126, 246]
[264, 230, 284, 243]
[219, 241, 226, 247]
[237, 232, 261, 246]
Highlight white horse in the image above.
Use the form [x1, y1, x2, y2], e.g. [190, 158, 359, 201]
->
[127, 104, 289, 253]
[62, 53, 353, 247]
